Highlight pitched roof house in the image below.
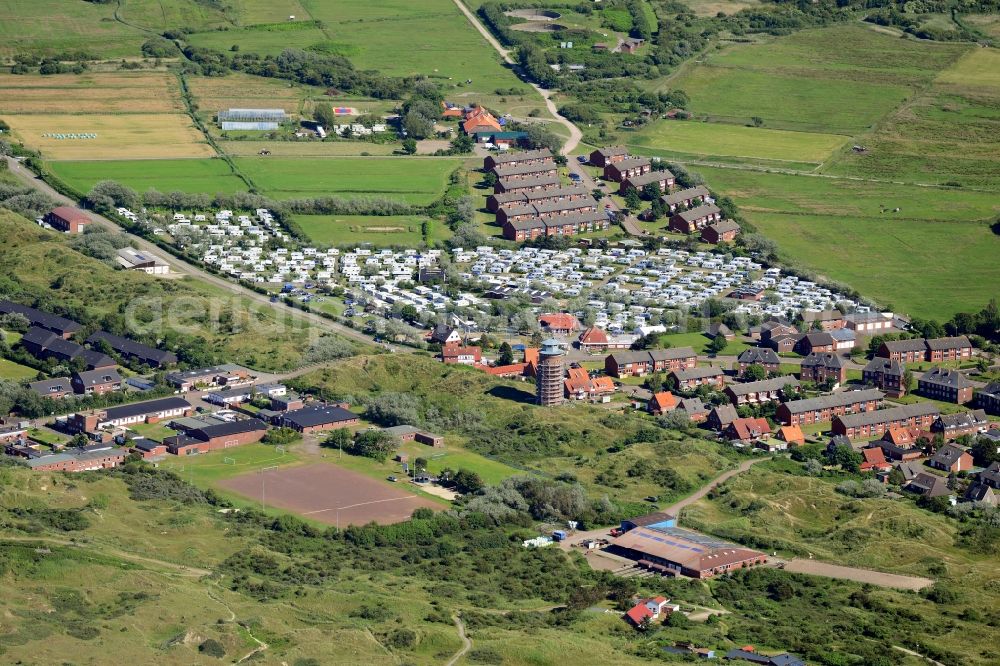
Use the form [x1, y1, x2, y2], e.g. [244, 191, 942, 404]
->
[725, 417, 772, 444]
[648, 391, 678, 415]
[927, 443, 973, 473]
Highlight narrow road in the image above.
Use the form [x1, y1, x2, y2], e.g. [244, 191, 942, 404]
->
[781, 559, 933, 590]
[4, 157, 393, 351]
[666, 457, 765, 516]
[450, 0, 582, 155]
[445, 614, 472, 666]
[892, 645, 946, 666]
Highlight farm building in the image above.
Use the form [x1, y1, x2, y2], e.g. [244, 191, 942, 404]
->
[116, 247, 169, 274]
[218, 108, 288, 131]
[609, 522, 766, 578]
[44, 206, 89, 233]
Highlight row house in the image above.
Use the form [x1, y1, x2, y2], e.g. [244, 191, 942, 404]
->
[661, 186, 711, 213]
[86, 330, 178, 368]
[700, 219, 740, 244]
[862, 357, 906, 397]
[491, 160, 558, 182]
[21, 326, 115, 370]
[494, 173, 561, 194]
[918, 367, 975, 404]
[670, 366, 725, 391]
[668, 204, 722, 233]
[604, 347, 697, 377]
[619, 169, 675, 196]
[502, 209, 608, 241]
[724, 376, 799, 406]
[877, 336, 973, 363]
[832, 403, 940, 439]
[0, 301, 81, 338]
[799, 352, 847, 385]
[794, 331, 837, 355]
[589, 145, 628, 167]
[931, 410, 989, 440]
[497, 196, 598, 225]
[776, 388, 884, 426]
[486, 184, 588, 213]
[604, 157, 652, 182]
[483, 147, 553, 172]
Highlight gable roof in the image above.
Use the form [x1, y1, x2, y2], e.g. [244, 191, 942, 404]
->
[0, 301, 82, 335]
[86, 331, 177, 366]
[578, 326, 609, 344]
[710, 404, 738, 426]
[861, 447, 888, 467]
[73, 368, 122, 387]
[777, 425, 805, 444]
[726, 376, 799, 396]
[662, 185, 710, 206]
[863, 357, 904, 376]
[539, 313, 580, 330]
[929, 443, 971, 467]
[650, 392, 677, 412]
[934, 409, 988, 430]
[882, 338, 927, 353]
[729, 417, 771, 440]
[281, 404, 357, 429]
[28, 377, 72, 396]
[102, 396, 191, 421]
[738, 347, 780, 365]
[671, 365, 723, 381]
[780, 388, 884, 415]
[836, 403, 939, 429]
[704, 219, 740, 235]
[919, 367, 974, 389]
[675, 203, 720, 222]
[925, 335, 972, 351]
[801, 352, 846, 370]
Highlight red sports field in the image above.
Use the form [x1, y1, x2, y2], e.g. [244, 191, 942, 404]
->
[218, 463, 441, 526]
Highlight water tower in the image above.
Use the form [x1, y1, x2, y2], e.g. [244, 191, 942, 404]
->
[536, 338, 565, 406]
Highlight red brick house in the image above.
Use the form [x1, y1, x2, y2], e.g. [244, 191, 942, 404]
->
[483, 148, 553, 173]
[725, 417, 771, 444]
[45, 206, 89, 233]
[877, 338, 927, 363]
[736, 348, 780, 374]
[71, 368, 123, 395]
[26, 448, 126, 472]
[700, 219, 740, 244]
[918, 367, 974, 404]
[165, 418, 268, 455]
[776, 388, 884, 426]
[862, 357, 906, 397]
[670, 366, 725, 391]
[441, 343, 482, 365]
[802, 310, 846, 331]
[619, 170, 675, 196]
[724, 376, 798, 406]
[860, 447, 892, 472]
[648, 391, 678, 415]
[795, 332, 836, 355]
[604, 157, 652, 183]
[668, 204, 722, 233]
[925, 336, 973, 362]
[661, 186, 711, 212]
[539, 313, 581, 335]
[928, 443, 973, 473]
[931, 410, 989, 439]
[492, 160, 558, 182]
[605, 348, 697, 377]
[832, 403, 939, 439]
[589, 145, 628, 168]
[799, 352, 847, 385]
[494, 173, 561, 194]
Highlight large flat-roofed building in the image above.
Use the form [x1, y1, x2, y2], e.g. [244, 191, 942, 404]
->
[609, 523, 766, 579]
[116, 247, 169, 274]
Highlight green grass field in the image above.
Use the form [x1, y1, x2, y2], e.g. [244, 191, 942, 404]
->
[48, 158, 246, 196]
[692, 166, 1000, 320]
[0, 358, 37, 381]
[629, 120, 849, 165]
[294, 214, 451, 246]
[655, 331, 751, 357]
[186, 24, 329, 56]
[661, 25, 969, 135]
[0, 0, 145, 58]
[235, 156, 461, 203]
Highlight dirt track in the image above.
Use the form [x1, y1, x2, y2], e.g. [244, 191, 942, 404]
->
[782, 559, 933, 590]
[219, 463, 439, 527]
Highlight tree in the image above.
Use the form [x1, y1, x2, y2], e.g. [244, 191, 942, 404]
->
[750, 116, 764, 127]
[591, 188, 604, 201]
[314, 104, 336, 128]
[401, 138, 418, 155]
[707, 335, 728, 354]
[740, 363, 766, 381]
[497, 341, 514, 366]
[623, 188, 642, 212]
[903, 369, 915, 394]
[262, 427, 301, 446]
[827, 445, 863, 473]
[452, 468, 485, 494]
[323, 427, 352, 452]
[657, 409, 690, 430]
[350, 429, 397, 462]
[198, 639, 226, 658]
[303, 336, 354, 363]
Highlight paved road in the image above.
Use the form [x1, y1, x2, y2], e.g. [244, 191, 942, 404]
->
[5, 157, 391, 352]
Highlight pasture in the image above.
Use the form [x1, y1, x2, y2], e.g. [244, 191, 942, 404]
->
[823, 47, 1000, 189]
[232, 0, 310, 24]
[218, 462, 442, 526]
[628, 120, 848, 165]
[185, 24, 329, 56]
[234, 156, 461, 203]
[293, 214, 450, 246]
[0, 72, 183, 114]
[220, 140, 399, 156]
[48, 158, 246, 196]
[4, 114, 214, 160]
[693, 166, 1000, 320]
[662, 25, 970, 134]
[0, 0, 145, 58]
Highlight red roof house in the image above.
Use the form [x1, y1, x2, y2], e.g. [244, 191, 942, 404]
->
[441, 344, 481, 365]
[860, 447, 892, 472]
[539, 313, 581, 335]
[725, 417, 772, 444]
[624, 596, 672, 628]
[648, 391, 678, 415]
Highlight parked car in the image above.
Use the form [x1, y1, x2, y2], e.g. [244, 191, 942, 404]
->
[387, 475, 398, 482]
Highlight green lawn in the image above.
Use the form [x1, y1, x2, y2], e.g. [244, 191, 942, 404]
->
[234, 156, 462, 204]
[186, 25, 330, 56]
[628, 120, 849, 165]
[691, 166, 1000, 320]
[294, 214, 451, 246]
[48, 158, 246, 197]
[162, 442, 304, 487]
[657, 331, 751, 356]
[0, 358, 38, 380]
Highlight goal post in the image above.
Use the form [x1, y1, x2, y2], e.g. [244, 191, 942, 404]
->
[223, 457, 236, 465]
[275, 445, 285, 455]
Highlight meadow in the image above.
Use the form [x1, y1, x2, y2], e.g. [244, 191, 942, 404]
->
[0, 0, 146, 58]
[4, 114, 214, 160]
[293, 214, 450, 246]
[692, 166, 1000, 320]
[185, 24, 330, 57]
[234, 156, 462, 203]
[0, 72, 183, 115]
[220, 140, 400, 156]
[628, 120, 848, 165]
[48, 158, 245, 196]
[823, 48, 1000, 189]
[662, 25, 970, 134]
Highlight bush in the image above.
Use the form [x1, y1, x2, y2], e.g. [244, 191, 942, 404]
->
[199, 638, 226, 658]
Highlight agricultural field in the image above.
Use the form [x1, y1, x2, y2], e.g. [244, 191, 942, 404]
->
[2, 113, 214, 160]
[0, 0, 146, 58]
[692, 166, 1000, 320]
[662, 25, 969, 134]
[185, 23, 330, 57]
[627, 120, 848, 166]
[234, 156, 462, 203]
[185, 72, 321, 118]
[293, 214, 450, 247]
[231, 0, 310, 24]
[48, 158, 245, 196]
[0, 72, 183, 114]
[219, 140, 399, 156]
[823, 47, 1000, 189]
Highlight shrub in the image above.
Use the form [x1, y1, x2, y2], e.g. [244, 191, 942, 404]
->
[199, 638, 226, 658]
